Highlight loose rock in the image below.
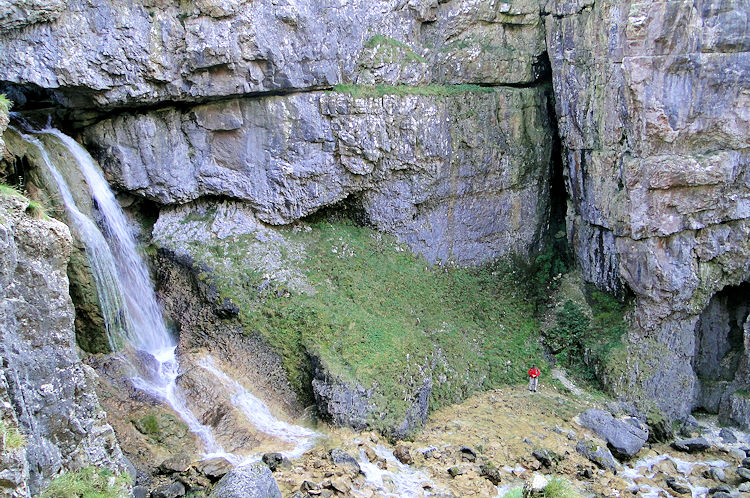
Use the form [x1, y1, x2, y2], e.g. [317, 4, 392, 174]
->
[671, 437, 711, 453]
[577, 409, 648, 459]
[393, 445, 412, 465]
[208, 463, 281, 498]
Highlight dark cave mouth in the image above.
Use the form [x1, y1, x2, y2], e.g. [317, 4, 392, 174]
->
[693, 281, 750, 415]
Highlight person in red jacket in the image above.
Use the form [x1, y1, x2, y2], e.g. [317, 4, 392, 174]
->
[528, 364, 540, 392]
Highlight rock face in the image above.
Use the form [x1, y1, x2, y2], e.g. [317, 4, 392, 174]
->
[0, 193, 128, 495]
[0, 0, 748, 431]
[85, 88, 553, 265]
[311, 353, 432, 439]
[545, 0, 750, 423]
[0, 0, 546, 108]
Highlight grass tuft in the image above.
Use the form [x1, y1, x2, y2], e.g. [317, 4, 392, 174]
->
[0, 94, 11, 114]
[39, 466, 130, 498]
[0, 420, 25, 452]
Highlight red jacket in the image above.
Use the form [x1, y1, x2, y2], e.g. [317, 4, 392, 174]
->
[528, 368, 540, 378]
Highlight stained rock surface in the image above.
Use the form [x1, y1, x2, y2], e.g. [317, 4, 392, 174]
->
[0, 193, 128, 494]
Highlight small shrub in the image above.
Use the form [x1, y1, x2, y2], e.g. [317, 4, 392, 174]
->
[545, 300, 589, 355]
[25, 199, 50, 220]
[0, 420, 25, 451]
[0, 94, 11, 114]
[40, 466, 130, 498]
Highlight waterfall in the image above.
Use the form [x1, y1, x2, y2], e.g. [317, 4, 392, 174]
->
[13, 125, 320, 463]
[13, 126, 224, 457]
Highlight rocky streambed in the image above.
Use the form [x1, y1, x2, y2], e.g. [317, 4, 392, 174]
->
[125, 376, 750, 497]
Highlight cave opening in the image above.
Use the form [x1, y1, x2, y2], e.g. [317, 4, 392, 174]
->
[542, 51, 571, 269]
[693, 281, 750, 414]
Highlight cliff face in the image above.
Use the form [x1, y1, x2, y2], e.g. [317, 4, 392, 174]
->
[0, 194, 128, 495]
[0, 0, 748, 427]
[545, 0, 750, 424]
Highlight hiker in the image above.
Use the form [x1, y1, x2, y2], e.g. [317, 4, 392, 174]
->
[528, 364, 540, 392]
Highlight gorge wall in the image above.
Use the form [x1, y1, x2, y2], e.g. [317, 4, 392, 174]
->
[0, 0, 748, 441]
[0, 192, 128, 495]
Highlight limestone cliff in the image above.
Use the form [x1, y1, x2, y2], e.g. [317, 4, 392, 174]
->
[545, 0, 750, 425]
[0, 193, 128, 495]
[0, 0, 748, 430]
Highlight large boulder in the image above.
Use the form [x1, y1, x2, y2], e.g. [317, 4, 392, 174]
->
[209, 463, 281, 498]
[577, 409, 648, 460]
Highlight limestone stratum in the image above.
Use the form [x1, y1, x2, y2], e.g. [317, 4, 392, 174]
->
[0, 0, 748, 496]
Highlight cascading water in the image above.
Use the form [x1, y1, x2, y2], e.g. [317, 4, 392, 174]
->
[15, 125, 223, 456]
[15, 124, 324, 465]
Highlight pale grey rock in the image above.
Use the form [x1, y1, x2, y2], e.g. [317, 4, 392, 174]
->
[575, 440, 617, 472]
[0, 0, 64, 33]
[0, 194, 128, 495]
[86, 88, 553, 265]
[545, 0, 750, 423]
[577, 409, 648, 460]
[0, 0, 546, 109]
[208, 463, 281, 498]
[671, 437, 710, 453]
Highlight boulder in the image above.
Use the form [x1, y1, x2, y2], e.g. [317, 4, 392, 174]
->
[393, 445, 412, 465]
[666, 478, 691, 495]
[671, 437, 711, 453]
[329, 449, 360, 474]
[577, 409, 648, 459]
[479, 462, 502, 485]
[195, 457, 233, 481]
[575, 440, 617, 472]
[151, 481, 186, 498]
[208, 463, 281, 498]
[737, 467, 750, 481]
[719, 428, 737, 444]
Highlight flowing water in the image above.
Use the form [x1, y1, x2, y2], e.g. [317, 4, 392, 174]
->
[14, 125, 325, 463]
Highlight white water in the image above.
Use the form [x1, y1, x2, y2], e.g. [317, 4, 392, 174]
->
[199, 355, 319, 461]
[355, 444, 436, 497]
[33, 128, 225, 456]
[18, 126, 323, 464]
[9, 126, 131, 351]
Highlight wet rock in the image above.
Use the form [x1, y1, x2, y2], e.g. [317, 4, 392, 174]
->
[666, 478, 691, 495]
[719, 428, 737, 443]
[679, 417, 701, 438]
[709, 485, 732, 495]
[301, 480, 320, 493]
[329, 449, 360, 474]
[671, 437, 711, 453]
[460, 446, 476, 462]
[742, 457, 750, 469]
[158, 455, 191, 475]
[646, 409, 674, 443]
[447, 466, 464, 478]
[710, 492, 732, 498]
[575, 440, 617, 472]
[479, 462, 502, 485]
[737, 466, 750, 481]
[0, 195, 128, 494]
[739, 482, 750, 492]
[208, 463, 281, 498]
[578, 409, 648, 459]
[262, 453, 284, 472]
[151, 481, 186, 498]
[393, 445, 412, 465]
[133, 486, 149, 498]
[195, 457, 233, 481]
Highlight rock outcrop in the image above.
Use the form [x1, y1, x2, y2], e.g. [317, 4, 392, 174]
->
[545, 0, 750, 423]
[85, 88, 553, 264]
[0, 0, 546, 109]
[0, 193, 128, 495]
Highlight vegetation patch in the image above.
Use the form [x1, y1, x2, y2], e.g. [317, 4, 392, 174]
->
[331, 83, 494, 98]
[545, 287, 630, 388]
[362, 34, 426, 65]
[0, 94, 11, 114]
[171, 218, 544, 432]
[40, 466, 130, 498]
[0, 420, 25, 452]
